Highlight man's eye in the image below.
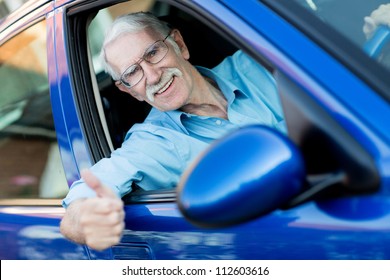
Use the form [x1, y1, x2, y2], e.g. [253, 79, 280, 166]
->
[145, 47, 159, 60]
[124, 65, 141, 77]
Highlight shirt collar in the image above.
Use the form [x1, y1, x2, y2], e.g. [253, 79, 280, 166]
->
[163, 66, 245, 133]
[196, 66, 247, 105]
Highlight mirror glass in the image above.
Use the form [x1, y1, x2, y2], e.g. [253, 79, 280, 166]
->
[177, 125, 306, 228]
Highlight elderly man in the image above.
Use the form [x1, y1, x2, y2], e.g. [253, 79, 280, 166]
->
[60, 11, 286, 250]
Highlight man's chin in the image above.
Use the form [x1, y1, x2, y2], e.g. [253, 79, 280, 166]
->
[152, 101, 183, 112]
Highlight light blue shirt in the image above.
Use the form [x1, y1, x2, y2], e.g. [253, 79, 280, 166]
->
[62, 50, 285, 207]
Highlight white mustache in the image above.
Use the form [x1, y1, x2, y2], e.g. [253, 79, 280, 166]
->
[146, 68, 183, 102]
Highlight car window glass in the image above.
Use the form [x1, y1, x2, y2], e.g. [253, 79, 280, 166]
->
[0, 0, 29, 20]
[292, 0, 390, 70]
[0, 20, 68, 199]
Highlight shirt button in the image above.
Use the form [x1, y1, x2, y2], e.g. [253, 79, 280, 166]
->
[215, 120, 222, 125]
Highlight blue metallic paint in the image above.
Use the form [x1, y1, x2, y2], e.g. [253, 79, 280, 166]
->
[0, 206, 89, 259]
[1, 0, 390, 259]
[120, 202, 390, 259]
[178, 125, 305, 227]
[47, 6, 78, 187]
[218, 0, 390, 191]
[52, 7, 92, 183]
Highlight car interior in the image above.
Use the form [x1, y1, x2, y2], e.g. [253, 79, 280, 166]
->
[89, 1, 238, 150]
[75, 0, 382, 203]
[63, 0, 241, 199]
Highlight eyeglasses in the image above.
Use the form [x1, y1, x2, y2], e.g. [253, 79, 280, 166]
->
[119, 33, 171, 89]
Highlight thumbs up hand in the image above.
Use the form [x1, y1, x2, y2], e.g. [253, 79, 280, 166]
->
[60, 169, 125, 251]
[363, 4, 390, 39]
[76, 169, 125, 250]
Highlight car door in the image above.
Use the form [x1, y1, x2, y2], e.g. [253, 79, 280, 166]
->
[0, 1, 90, 259]
[65, 0, 390, 260]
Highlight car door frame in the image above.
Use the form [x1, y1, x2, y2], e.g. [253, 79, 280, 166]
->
[63, 0, 390, 260]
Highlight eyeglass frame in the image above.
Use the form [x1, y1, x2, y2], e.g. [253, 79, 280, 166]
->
[117, 32, 172, 89]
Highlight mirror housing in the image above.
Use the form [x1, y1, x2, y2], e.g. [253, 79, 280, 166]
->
[177, 125, 306, 228]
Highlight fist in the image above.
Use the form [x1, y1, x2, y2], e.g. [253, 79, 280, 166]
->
[78, 169, 125, 251]
[363, 4, 390, 39]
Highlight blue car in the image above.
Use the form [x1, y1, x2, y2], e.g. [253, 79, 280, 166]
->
[0, 0, 389, 260]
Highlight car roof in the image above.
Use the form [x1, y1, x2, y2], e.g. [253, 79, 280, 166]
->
[0, 0, 51, 34]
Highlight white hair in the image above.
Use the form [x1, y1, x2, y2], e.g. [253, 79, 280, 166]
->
[100, 12, 180, 80]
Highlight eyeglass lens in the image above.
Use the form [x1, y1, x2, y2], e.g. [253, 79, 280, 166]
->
[121, 39, 169, 88]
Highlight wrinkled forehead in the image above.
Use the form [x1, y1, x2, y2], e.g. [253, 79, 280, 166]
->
[105, 29, 161, 73]
[107, 26, 164, 51]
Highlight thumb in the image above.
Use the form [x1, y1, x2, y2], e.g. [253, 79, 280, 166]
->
[81, 169, 117, 199]
[363, 16, 377, 39]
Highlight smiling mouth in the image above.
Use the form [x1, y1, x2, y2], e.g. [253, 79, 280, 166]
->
[156, 77, 174, 95]
[146, 68, 183, 102]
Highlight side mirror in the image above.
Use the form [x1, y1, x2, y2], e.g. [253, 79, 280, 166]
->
[177, 125, 306, 228]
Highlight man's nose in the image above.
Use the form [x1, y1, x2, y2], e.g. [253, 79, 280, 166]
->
[141, 61, 161, 85]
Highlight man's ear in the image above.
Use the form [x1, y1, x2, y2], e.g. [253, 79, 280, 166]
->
[115, 81, 144, 101]
[115, 81, 128, 92]
[171, 29, 190, 60]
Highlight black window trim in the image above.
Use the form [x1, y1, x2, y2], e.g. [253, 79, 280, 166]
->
[65, 2, 113, 162]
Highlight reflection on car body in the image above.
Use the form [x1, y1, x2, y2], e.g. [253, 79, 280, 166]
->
[0, 0, 390, 259]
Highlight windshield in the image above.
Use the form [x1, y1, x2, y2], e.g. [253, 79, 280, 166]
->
[293, 0, 390, 70]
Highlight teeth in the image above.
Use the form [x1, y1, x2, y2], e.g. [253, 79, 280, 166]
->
[156, 77, 174, 94]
